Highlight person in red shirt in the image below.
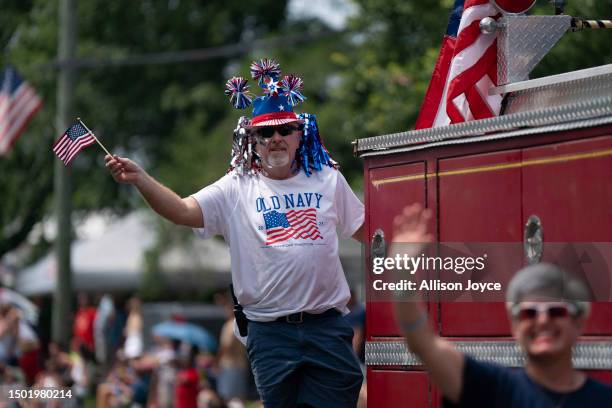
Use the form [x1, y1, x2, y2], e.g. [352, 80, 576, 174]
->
[175, 343, 200, 408]
[72, 293, 97, 357]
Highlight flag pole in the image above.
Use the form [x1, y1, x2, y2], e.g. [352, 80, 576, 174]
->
[77, 117, 113, 157]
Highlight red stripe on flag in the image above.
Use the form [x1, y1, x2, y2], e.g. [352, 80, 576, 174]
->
[452, 19, 484, 56]
[446, 40, 497, 124]
[265, 208, 322, 245]
[466, 0, 490, 6]
[53, 136, 71, 155]
[415, 1, 502, 129]
[465, 85, 494, 120]
[415, 36, 456, 130]
[0, 96, 42, 154]
[487, 55, 498, 84]
[2, 89, 42, 136]
[446, 40, 496, 102]
[62, 136, 96, 165]
[59, 135, 94, 160]
[0, 83, 43, 155]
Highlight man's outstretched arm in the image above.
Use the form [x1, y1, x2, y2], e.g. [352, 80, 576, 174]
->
[391, 204, 465, 404]
[105, 155, 204, 228]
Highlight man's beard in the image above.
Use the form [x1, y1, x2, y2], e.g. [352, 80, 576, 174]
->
[263, 150, 290, 168]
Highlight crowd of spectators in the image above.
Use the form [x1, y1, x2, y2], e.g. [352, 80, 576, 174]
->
[0, 290, 366, 407]
[0, 291, 252, 407]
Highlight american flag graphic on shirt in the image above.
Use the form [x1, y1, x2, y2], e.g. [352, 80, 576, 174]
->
[263, 209, 322, 245]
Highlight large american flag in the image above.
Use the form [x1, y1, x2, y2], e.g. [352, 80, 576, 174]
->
[415, 0, 502, 129]
[0, 66, 43, 155]
[52, 121, 96, 165]
[263, 208, 323, 245]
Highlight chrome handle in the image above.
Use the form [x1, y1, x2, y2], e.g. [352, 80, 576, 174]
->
[371, 229, 386, 261]
[524, 215, 543, 264]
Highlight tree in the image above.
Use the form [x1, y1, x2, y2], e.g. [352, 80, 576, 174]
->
[3, 0, 612, 263]
[315, 0, 453, 184]
[532, 1, 612, 77]
[318, 0, 612, 184]
[1, 0, 289, 260]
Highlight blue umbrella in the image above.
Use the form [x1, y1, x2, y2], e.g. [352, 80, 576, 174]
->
[0, 288, 39, 324]
[152, 321, 217, 353]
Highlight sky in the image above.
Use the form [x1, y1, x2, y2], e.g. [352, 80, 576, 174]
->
[288, 0, 358, 30]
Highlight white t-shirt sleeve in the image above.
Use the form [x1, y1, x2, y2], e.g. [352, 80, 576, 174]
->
[190, 174, 233, 239]
[334, 171, 364, 239]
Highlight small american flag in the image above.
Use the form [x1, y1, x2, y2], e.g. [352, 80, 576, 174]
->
[52, 121, 96, 165]
[415, 0, 502, 129]
[0, 66, 43, 155]
[264, 208, 323, 245]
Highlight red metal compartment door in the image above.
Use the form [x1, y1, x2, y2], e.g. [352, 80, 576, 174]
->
[368, 369, 430, 407]
[522, 135, 612, 335]
[367, 162, 427, 337]
[438, 150, 522, 336]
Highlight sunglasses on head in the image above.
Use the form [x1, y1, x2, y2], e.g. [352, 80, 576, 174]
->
[512, 303, 579, 322]
[254, 124, 304, 139]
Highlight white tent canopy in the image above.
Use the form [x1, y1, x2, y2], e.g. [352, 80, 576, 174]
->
[15, 211, 231, 296]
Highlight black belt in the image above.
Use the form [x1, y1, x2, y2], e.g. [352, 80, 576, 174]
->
[275, 308, 340, 324]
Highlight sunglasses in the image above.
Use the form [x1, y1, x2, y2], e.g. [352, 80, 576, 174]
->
[512, 303, 579, 322]
[254, 124, 304, 139]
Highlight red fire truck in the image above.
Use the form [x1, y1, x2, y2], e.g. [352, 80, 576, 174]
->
[355, 8, 612, 408]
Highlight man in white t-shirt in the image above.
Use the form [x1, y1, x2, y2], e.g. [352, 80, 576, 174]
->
[106, 59, 364, 407]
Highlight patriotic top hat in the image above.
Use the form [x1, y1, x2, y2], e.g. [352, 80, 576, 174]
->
[225, 58, 305, 127]
[225, 58, 336, 177]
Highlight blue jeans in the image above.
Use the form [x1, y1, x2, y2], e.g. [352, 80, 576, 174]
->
[246, 313, 363, 408]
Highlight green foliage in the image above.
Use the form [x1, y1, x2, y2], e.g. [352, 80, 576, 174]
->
[326, 0, 451, 131]
[3, 0, 612, 261]
[317, 0, 612, 183]
[0, 0, 288, 259]
[532, 1, 612, 77]
[1, 1, 58, 258]
[140, 246, 167, 302]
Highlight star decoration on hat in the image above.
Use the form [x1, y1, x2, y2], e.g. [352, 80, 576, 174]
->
[224, 58, 337, 178]
[263, 76, 283, 97]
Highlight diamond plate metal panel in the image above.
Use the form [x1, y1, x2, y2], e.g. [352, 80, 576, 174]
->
[358, 116, 612, 158]
[498, 15, 571, 85]
[505, 69, 612, 114]
[355, 93, 612, 154]
[366, 340, 612, 369]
